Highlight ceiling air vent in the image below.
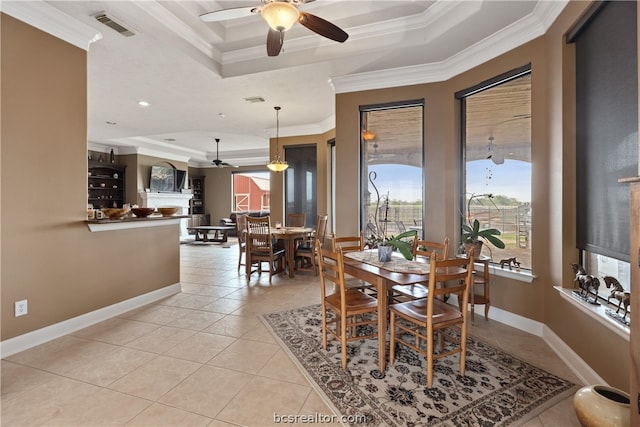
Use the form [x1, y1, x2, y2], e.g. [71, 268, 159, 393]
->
[244, 96, 265, 104]
[94, 12, 135, 37]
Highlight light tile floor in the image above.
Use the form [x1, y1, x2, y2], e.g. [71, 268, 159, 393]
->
[1, 242, 582, 426]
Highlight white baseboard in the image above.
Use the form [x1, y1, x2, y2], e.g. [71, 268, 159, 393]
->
[484, 304, 545, 336]
[448, 294, 601, 386]
[542, 325, 606, 386]
[0, 283, 181, 358]
[448, 293, 543, 336]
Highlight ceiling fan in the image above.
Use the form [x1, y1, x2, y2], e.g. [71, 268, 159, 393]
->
[200, 0, 349, 56]
[211, 138, 238, 168]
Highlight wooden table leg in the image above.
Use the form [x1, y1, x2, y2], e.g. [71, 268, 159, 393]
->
[287, 239, 295, 278]
[377, 277, 387, 372]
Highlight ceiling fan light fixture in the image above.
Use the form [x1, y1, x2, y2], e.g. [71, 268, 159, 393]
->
[267, 106, 289, 172]
[261, 2, 299, 32]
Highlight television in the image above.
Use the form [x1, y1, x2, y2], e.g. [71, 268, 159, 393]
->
[150, 166, 186, 192]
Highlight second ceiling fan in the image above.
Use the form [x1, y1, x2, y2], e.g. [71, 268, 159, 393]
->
[211, 138, 238, 168]
[200, 0, 349, 56]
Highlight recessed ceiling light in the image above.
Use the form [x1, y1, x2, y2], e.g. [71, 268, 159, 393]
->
[138, 100, 150, 107]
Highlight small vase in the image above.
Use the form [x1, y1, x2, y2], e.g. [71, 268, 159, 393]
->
[378, 245, 393, 262]
[573, 385, 630, 427]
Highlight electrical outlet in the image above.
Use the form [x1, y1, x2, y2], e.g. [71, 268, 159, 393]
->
[15, 300, 28, 317]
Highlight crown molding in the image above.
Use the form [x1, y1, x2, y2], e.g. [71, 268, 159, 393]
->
[0, 0, 101, 50]
[330, 0, 568, 94]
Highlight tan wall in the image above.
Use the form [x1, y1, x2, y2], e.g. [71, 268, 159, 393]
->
[0, 14, 180, 341]
[335, 2, 630, 389]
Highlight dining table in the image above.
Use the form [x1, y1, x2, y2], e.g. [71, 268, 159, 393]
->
[271, 226, 314, 278]
[342, 250, 467, 372]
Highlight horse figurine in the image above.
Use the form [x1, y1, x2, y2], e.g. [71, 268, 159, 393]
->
[603, 276, 630, 320]
[570, 263, 600, 301]
[499, 257, 521, 271]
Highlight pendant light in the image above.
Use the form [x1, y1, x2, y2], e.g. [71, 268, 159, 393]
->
[266, 106, 289, 172]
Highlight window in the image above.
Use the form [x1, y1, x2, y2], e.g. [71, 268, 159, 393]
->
[232, 171, 270, 212]
[284, 145, 317, 227]
[458, 66, 532, 269]
[360, 102, 424, 239]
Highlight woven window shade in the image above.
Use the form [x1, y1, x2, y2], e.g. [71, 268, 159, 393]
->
[574, 0, 638, 261]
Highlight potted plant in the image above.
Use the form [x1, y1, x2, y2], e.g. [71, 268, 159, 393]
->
[462, 193, 505, 256]
[366, 172, 417, 261]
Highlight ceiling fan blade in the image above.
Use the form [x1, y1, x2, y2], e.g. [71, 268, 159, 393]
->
[200, 6, 258, 22]
[266, 28, 284, 56]
[298, 12, 348, 43]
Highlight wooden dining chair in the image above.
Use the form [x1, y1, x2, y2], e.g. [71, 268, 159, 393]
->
[295, 214, 328, 275]
[389, 251, 475, 387]
[235, 214, 247, 271]
[316, 241, 379, 369]
[245, 215, 286, 282]
[329, 231, 374, 293]
[391, 237, 450, 301]
[286, 212, 306, 227]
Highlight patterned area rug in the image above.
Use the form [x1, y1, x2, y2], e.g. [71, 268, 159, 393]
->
[261, 305, 578, 427]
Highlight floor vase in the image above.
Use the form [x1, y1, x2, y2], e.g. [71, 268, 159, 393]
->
[573, 385, 630, 427]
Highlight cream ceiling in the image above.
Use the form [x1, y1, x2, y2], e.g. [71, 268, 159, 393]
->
[3, 1, 563, 166]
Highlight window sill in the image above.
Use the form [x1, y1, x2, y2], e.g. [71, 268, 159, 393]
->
[483, 263, 535, 283]
[554, 285, 630, 341]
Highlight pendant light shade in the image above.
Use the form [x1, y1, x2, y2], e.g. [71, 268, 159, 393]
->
[267, 106, 289, 172]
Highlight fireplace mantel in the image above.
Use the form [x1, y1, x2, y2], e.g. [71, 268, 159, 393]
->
[138, 191, 193, 238]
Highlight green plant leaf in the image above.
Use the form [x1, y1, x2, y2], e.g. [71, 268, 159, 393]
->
[392, 230, 418, 240]
[483, 233, 506, 249]
[397, 245, 414, 260]
[386, 239, 414, 260]
[479, 228, 502, 237]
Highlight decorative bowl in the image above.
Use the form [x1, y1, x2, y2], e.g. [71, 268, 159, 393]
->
[131, 207, 155, 218]
[101, 208, 128, 220]
[157, 206, 179, 217]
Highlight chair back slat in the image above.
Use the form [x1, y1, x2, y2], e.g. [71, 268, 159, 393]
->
[428, 252, 475, 305]
[316, 214, 328, 246]
[330, 231, 364, 253]
[316, 241, 345, 298]
[246, 215, 272, 251]
[287, 213, 306, 227]
[413, 237, 449, 261]
[236, 214, 247, 243]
